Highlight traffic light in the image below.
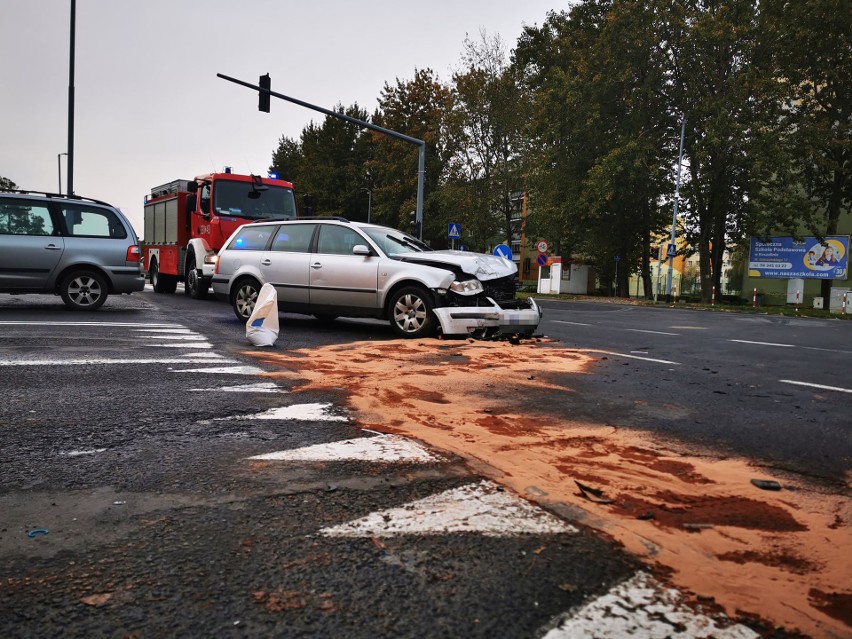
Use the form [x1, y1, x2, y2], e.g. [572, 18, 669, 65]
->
[650, 245, 660, 260]
[258, 73, 271, 113]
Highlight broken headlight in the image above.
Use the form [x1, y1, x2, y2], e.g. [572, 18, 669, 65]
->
[449, 278, 484, 296]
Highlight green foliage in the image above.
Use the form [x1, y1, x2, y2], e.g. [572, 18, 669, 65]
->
[264, 0, 847, 289]
[0, 176, 18, 191]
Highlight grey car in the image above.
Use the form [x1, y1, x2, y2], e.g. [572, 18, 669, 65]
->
[212, 218, 541, 338]
[0, 190, 145, 310]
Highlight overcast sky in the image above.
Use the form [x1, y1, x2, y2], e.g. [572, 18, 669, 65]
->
[1, 0, 563, 235]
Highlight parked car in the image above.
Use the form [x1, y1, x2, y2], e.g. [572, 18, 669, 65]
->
[212, 218, 541, 338]
[0, 190, 145, 310]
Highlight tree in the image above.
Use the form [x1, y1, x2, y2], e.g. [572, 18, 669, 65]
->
[371, 68, 455, 243]
[757, 0, 852, 301]
[288, 104, 373, 220]
[269, 136, 302, 185]
[515, 3, 673, 297]
[0, 176, 18, 191]
[450, 31, 529, 251]
[666, 1, 772, 302]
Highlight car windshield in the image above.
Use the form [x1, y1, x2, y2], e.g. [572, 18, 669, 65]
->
[363, 227, 432, 256]
[213, 180, 297, 221]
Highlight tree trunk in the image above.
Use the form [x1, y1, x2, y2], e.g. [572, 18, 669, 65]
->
[819, 170, 843, 301]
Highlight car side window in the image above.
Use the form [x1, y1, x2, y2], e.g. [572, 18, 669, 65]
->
[272, 224, 315, 253]
[61, 204, 128, 239]
[0, 198, 55, 236]
[228, 226, 274, 250]
[316, 225, 364, 256]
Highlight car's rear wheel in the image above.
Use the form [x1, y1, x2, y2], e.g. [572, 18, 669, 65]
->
[150, 259, 177, 294]
[231, 277, 261, 323]
[60, 269, 108, 311]
[388, 285, 436, 338]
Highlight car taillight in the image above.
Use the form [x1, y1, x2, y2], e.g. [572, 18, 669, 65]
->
[126, 245, 141, 262]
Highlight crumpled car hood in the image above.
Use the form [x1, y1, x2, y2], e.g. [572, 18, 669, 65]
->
[400, 250, 517, 281]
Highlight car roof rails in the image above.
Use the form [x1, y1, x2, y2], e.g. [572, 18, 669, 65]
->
[0, 188, 113, 207]
[295, 216, 350, 222]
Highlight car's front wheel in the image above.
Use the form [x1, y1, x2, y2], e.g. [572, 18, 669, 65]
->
[388, 285, 436, 338]
[60, 269, 109, 311]
[231, 277, 261, 323]
[185, 255, 208, 299]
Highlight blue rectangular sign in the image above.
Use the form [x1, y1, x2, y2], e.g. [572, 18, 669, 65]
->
[748, 236, 849, 279]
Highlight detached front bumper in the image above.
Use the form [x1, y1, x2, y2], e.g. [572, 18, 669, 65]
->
[433, 297, 541, 336]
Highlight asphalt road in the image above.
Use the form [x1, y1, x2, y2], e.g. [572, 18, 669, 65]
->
[0, 289, 847, 638]
[537, 299, 852, 483]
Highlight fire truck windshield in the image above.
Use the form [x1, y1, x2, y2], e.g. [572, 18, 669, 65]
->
[213, 180, 297, 220]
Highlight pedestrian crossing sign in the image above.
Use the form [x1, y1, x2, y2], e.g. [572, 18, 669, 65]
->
[448, 223, 461, 239]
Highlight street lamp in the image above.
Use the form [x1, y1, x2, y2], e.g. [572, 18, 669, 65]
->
[57, 153, 68, 194]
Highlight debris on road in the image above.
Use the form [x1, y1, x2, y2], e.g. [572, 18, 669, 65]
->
[750, 479, 782, 491]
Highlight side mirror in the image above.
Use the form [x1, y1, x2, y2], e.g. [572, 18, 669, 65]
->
[352, 245, 371, 256]
[185, 194, 197, 215]
[186, 181, 198, 194]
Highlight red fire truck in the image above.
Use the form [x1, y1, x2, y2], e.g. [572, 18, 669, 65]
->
[143, 171, 296, 298]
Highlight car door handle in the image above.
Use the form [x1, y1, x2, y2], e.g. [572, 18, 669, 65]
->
[311, 262, 322, 269]
[260, 259, 272, 266]
[44, 244, 62, 250]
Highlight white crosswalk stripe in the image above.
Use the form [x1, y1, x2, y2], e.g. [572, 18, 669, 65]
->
[540, 571, 759, 639]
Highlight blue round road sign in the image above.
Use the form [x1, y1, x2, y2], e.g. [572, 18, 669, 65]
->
[493, 244, 513, 261]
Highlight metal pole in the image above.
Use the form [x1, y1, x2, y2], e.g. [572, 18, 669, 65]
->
[367, 189, 372, 224]
[665, 115, 686, 301]
[57, 153, 66, 193]
[415, 143, 424, 240]
[67, 0, 75, 195]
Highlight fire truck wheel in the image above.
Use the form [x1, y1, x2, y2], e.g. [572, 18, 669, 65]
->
[150, 260, 177, 294]
[231, 277, 261, 323]
[59, 269, 109, 311]
[184, 256, 208, 299]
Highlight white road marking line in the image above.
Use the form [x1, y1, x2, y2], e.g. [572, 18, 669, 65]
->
[0, 321, 182, 328]
[319, 480, 577, 538]
[60, 449, 107, 457]
[597, 351, 681, 365]
[148, 342, 213, 349]
[779, 379, 852, 394]
[729, 339, 795, 348]
[181, 352, 224, 359]
[670, 326, 708, 330]
[629, 351, 649, 355]
[190, 382, 282, 393]
[541, 571, 758, 639]
[137, 335, 208, 340]
[172, 365, 265, 375]
[133, 328, 196, 334]
[552, 320, 593, 327]
[248, 434, 441, 463]
[0, 357, 238, 366]
[627, 328, 679, 336]
[213, 402, 346, 422]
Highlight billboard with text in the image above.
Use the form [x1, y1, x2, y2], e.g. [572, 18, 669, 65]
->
[748, 236, 848, 279]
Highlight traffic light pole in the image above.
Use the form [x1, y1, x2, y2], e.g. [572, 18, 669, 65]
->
[217, 73, 426, 240]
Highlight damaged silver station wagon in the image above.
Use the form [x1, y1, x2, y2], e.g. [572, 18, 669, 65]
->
[211, 218, 541, 338]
